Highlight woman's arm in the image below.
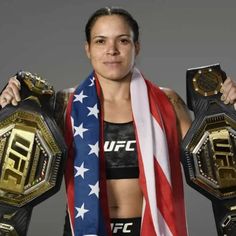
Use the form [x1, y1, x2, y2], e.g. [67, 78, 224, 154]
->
[161, 87, 192, 139]
[162, 76, 236, 140]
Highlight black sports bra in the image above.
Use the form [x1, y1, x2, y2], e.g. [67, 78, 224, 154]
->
[104, 121, 139, 179]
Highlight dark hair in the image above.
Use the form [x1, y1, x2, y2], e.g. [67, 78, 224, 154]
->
[85, 7, 139, 44]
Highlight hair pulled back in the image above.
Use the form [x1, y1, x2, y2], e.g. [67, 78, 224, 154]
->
[85, 7, 139, 43]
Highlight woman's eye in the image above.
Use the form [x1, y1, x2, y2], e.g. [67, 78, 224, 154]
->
[120, 38, 130, 44]
[95, 39, 105, 44]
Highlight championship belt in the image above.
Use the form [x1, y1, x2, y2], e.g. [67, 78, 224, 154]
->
[0, 72, 67, 236]
[182, 64, 236, 236]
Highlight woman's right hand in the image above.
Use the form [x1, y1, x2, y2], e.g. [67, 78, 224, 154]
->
[0, 76, 21, 108]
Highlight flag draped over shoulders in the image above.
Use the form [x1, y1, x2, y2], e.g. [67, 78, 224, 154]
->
[64, 67, 188, 236]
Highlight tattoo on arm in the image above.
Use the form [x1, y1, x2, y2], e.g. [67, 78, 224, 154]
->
[167, 95, 188, 110]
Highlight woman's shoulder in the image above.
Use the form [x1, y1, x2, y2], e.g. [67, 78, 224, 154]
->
[56, 87, 75, 96]
[160, 86, 188, 111]
[54, 88, 75, 131]
[160, 87, 182, 104]
[160, 87, 192, 138]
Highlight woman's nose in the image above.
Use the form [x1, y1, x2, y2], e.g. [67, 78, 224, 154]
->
[106, 41, 119, 55]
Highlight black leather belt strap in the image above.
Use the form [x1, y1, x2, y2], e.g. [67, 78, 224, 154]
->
[182, 64, 236, 236]
[0, 71, 67, 236]
[0, 204, 32, 236]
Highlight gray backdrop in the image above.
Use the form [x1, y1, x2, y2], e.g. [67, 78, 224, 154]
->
[1, 0, 236, 235]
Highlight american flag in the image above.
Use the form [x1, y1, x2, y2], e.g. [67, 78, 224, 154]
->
[64, 72, 108, 236]
[65, 68, 188, 236]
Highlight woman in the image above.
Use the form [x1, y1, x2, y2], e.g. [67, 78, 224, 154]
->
[1, 6, 236, 236]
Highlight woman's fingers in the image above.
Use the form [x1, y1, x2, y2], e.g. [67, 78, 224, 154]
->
[8, 77, 21, 102]
[221, 77, 236, 106]
[0, 77, 21, 108]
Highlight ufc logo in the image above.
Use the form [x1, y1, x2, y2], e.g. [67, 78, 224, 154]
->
[1, 127, 34, 192]
[110, 222, 133, 233]
[213, 137, 236, 179]
[104, 140, 136, 152]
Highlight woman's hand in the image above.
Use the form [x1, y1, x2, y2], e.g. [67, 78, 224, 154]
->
[0, 76, 21, 108]
[221, 77, 236, 109]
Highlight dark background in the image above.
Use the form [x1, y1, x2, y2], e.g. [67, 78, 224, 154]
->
[1, 1, 236, 235]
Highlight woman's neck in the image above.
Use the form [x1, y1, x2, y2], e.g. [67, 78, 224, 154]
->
[96, 73, 132, 102]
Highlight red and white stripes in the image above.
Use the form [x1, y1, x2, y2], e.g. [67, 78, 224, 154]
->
[131, 67, 188, 236]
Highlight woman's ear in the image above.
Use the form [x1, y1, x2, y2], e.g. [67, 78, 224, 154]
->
[135, 41, 140, 56]
[85, 42, 91, 59]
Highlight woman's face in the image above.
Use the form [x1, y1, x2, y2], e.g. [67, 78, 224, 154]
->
[85, 15, 140, 82]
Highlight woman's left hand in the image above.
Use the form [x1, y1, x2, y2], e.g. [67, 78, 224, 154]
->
[220, 77, 236, 109]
